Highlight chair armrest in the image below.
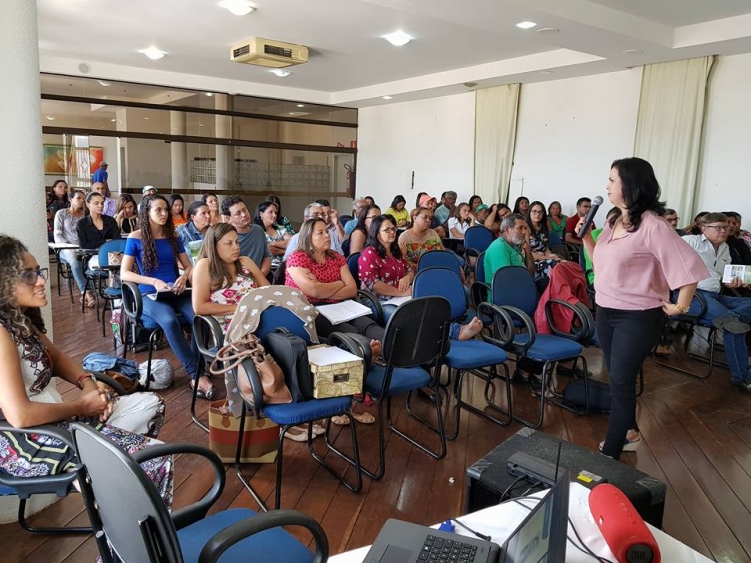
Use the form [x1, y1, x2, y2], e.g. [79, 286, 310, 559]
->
[498, 305, 537, 353]
[194, 315, 225, 360]
[471, 281, 490, 310]
[132, 442, 225, 530]
[671, 289, 706, 320]
[356, 289, 384, 325]
[476, 302, 515, 348]
[121, 281, 142, 321]
[544, 299, 595, 344]
[234, 358, 265, 419]
[87, 370, 130, 396]
[198, 509, 328, 563]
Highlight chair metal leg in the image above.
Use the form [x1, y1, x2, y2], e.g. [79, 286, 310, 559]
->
[512, 360, 554, 429]
[190, 356, 209, 434]
[651, 324, 716, 380]
[542, 357, 596, 417]
[234, 405, 269, 512]
[17, 497, 92, 535]
[313, 415, 363, 497]
[389, 380, 447, 461]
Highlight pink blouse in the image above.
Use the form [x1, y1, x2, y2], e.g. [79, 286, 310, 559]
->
[593, 212, 709, 310]
[285, 250, 347, 304]
[358, 246, 410, 300]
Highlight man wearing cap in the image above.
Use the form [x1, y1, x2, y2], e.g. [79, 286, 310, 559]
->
[418, 194, 446, 238]
[138, 185, 158, 212]
[92, 161, 108, 190]
[221, 195, 272, 277]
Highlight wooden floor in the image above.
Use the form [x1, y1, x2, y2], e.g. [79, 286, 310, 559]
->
[3, 275, 751, 563]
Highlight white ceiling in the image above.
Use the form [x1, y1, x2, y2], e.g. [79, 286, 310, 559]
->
[36, 0, 751, 107]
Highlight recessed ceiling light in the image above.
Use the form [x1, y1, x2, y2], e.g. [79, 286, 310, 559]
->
[219, 0, 255, 16]
[205, 92, 214, 97]
[537, 27, 559, 34]
[296, 103, 306, 108]
[144, 117, 150, 120]
[45, 115, 55, 121]
[199, 123, 205, 127]
[98, 80, 111, 86]
[623, 49, 643, 55]
[110, 118, 116, 122]
[138, 46, 166, 60]
[382, 95, 393, 100]
[383, 30, 412, 47]
[516, 21, 537, 29]
[270, 69, 291, 77]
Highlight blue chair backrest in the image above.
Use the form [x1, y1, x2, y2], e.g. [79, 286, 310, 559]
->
[491, 266, 538, 317]
[255, 306, 311, 345]
[341, 237, 351, 258]
[347, 252, 361, 289]
[417, 249, 461, 276]
[413, 267, 467, 321]
[547, 231, 562, 247]
[98, 239, 127, 267]
[464, 226, 494, 253]
[475, 251, 486, 285]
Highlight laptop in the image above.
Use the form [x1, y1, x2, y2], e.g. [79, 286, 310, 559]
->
[363, 473, 569, 563]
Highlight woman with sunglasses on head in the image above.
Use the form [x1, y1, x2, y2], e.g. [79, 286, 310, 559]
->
[120, 195, 211, 399]
[0, 235, 172, 505]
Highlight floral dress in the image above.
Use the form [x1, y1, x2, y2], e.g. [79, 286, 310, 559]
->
[530, 231, 561, 280]
[209, 266, 258, 332]
[358, 246, 410, 300]
[264, 228, 287, 268]
[0, 324, 172, 507]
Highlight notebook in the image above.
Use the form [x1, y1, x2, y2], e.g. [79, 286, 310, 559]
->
[363, 473, 569, 563]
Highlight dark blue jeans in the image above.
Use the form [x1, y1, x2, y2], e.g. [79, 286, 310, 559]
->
[597, 306, 664, 460]
[141, 294, 199, 380]
[689, 289, 751, 383]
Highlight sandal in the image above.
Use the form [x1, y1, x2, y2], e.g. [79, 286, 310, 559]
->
[331, 415, 351, 426]
[190, 377, 216, 401]
[312, 423, 326, 436]
[284, 426, 311, 442]
[352, 411, 375, 424]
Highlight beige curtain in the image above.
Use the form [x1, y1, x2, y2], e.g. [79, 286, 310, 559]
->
[633, 57, 714, 222]
[474, 84, 520, 204]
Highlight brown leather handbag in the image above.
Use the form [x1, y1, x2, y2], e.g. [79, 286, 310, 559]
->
[209, 334, 292, 407]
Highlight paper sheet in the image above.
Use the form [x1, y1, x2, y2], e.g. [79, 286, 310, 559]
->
[723, 264, 751, 285]
[308, 345, 363, 367]
[381, 295, 411, 307]
[316, 300, 373, 324]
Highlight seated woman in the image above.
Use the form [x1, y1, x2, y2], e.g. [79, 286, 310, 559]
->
[120, 195, 212, 399]
[512, 196, 530, 219]
[385, 195, 410, 228]
[170, 194, 187, 227]
[0, 235, 172, 504]
[115, 194, 139, 236]
[348, 204, 381, 256]
[399, 207, 466, 275]
[266, 194, 295, 236]
[448, 202, 475, 240]
[285, 218, 384, 343]
[202, 193, 224, 226]
[526, 200, 564, 281]
[254, 201, 291, 269]
[53, 190, 93, 307]
[547, 200, 567, 241]
[468, 195, 483, 214]
[177, 201, 212, 262]
[358, 215, 414, 322]
[192, 223, 269, 332]
[46, 180, 69, 236]
[77, 191, 120, 250]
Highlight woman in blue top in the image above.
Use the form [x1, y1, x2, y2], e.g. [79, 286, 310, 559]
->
[120, 195, 212, 398]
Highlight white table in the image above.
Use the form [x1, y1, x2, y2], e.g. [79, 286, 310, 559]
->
[329, 483, 712, 562]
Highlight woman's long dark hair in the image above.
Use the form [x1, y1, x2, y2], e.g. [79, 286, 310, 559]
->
[365, 215, 403, 260]
[197, 223, 253, 292]
[526, 201, 549, 237]
[253, 201, 277, 229]
[266, 194, 284, 219]
[0, 236, 45, 341]
[390, 195, 406, 210]
[512, 196, 529, 215]
[138, 195, 180, 275]
[355, 204, 380, 235]
[468, 195, 482, 211]
[50, 180, 69, 205]
[609, 157, 666, 231]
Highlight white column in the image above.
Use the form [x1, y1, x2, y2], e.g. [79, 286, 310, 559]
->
[215, 94, 233, 191]
[0, 0, 58, 522]
[0, 1, 50, 323]
[170, 111, 188, 191]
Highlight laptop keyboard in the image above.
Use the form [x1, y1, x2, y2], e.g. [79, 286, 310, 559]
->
[418, 534, 479, 561]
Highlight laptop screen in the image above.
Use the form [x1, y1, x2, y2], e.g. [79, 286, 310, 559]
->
[501, 475, 569, 563]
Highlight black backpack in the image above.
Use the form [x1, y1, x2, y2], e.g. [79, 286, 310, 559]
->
[264, 328, 315, 402]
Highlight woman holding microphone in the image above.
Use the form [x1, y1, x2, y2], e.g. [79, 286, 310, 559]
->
[578, 157, 708, 459]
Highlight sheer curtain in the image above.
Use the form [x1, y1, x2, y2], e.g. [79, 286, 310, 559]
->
[474, 84, 520, 205]
[633, 57, 714, 222]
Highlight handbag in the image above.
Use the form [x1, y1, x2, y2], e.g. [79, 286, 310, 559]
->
[209, 333, 292, 407]
[208, 400, 279, 463]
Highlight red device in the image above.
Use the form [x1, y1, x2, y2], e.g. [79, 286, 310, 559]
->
[589, 483, 661, 563]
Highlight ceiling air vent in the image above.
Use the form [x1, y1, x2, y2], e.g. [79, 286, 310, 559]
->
[230, 38, 309, 68]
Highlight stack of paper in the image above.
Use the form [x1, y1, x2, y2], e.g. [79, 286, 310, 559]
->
[316, 300, 373, 324]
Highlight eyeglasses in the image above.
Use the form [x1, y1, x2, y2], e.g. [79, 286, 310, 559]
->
[704, 225, 728, 231]
[366, 215, 379, 220]
[380, 227, 397, 234]
[19, 268, 48, 286]
[530, 209, 544, 214]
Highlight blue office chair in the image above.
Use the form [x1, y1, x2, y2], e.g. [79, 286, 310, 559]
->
[360, 296, 452, 480]
[417, 249, 462, 277]
[86, 239, 127, 337]
[413, 268, 512, 440]
[233, 306, 363, 511]
[71, 423, 328, 563]
[463, 226, 494, 275]
[488, 266, 589, 429]
[547, 231, 562, 247]
[192, 314, 226, 433]
[346, 251, 385, 325]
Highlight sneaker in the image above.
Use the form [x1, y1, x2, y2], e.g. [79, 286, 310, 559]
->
[732, 380, 751, 394]
[713, 315, 751, 334]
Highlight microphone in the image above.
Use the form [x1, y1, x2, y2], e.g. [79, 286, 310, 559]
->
[589, 483, 661, 563]
[577, 195, 603, 238]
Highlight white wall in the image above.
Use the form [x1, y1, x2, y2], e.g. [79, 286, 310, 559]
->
[356, 93, 475, 209]
[695, 53, 751, 227]
[510, 69, 643, 217]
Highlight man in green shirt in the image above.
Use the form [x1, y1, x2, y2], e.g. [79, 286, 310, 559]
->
[484, 213, 536, 283]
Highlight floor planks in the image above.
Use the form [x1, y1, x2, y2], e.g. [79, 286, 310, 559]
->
[2, 273, 751, 562]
